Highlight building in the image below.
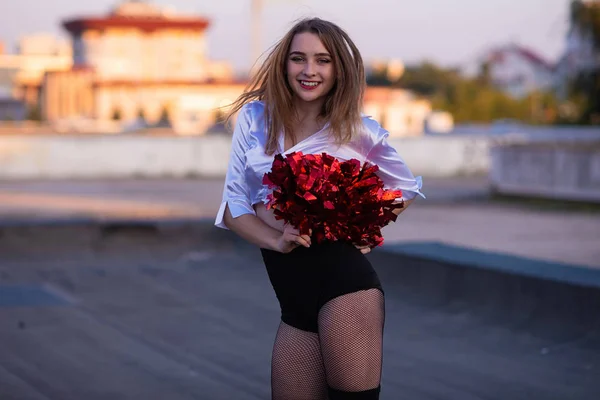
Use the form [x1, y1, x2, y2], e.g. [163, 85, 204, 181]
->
[366, 58, 405, 82]
[0, 34, 72, 108]
[483, 43, 555, 98]
[0, 96, 27, 121]
[40, 1, 434, 136]
[42, 0, 241, 133]
[364, 59, 448, 135]
[363, 87, 432, 137]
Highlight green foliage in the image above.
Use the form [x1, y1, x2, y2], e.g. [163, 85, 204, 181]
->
[367, 61, 561, 124]
[567, 70, 600, 124]
[571, 0, 600, 47]
[568, 1, 600, 124]
[430, 81, 557, 124]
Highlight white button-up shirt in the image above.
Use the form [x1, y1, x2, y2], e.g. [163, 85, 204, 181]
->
[215, 100, 424, 229]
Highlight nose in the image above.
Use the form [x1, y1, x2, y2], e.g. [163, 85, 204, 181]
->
[303, 61, 317, 77]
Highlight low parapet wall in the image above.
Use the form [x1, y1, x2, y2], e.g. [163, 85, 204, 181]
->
[0, 134, 490, 179]
[490, 141, 600, 203]
[1, 219, 599, 341]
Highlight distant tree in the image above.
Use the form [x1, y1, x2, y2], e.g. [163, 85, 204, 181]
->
[364, 58, 567, 124]
[568, 0, 600, 124]
[366, 68, 393, 87]
[478, 61, 492, 87]
[396, 61, 461, 96]
[571, 0, 600, 47]
[387, 61, 561, 124]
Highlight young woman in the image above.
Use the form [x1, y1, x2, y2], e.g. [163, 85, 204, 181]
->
[215, 18, 424, 400]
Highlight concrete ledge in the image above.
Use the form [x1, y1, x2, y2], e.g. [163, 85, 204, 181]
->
[2, 219, 599, 399]
[381, 241, 600, 289]
[0, 134, 490, 179]
[0, 215, 212, 229]
[1, 219, 598, 341]
[3, 217, 599, 290]
[0, 284, 73, 307]
[490, 140, 600, 203]
[374, 241, 600, 341]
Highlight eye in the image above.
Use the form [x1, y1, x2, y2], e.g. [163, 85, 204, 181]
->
[290, 56, 305, 62]
[318, 59, 331, 64]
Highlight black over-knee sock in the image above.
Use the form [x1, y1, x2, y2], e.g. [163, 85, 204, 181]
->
[327, 386, 380, 399]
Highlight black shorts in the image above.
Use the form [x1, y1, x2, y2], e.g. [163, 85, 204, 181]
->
[260, 240, 384, 333]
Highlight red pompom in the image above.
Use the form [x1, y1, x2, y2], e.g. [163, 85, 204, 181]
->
[263, 151, 404, 248]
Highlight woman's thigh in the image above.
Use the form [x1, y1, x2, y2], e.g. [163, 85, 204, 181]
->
[271, 321, 328, 400]
[318, 288, 385, 392]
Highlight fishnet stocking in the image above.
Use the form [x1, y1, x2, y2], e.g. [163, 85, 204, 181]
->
[318, 289, 385, 394]
[271, 321, 328, 400]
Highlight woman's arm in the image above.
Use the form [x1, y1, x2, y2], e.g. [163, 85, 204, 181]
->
[223, 205, 281, 250]
[223, 205, 311, 252]
[392, 198, 414, 216]
[216, 103, 311, 253]
[365, 121, 425, 204]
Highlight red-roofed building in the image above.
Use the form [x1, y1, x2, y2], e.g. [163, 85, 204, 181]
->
[40, 1, 435, 136]
[483, 44, 555, 98]
[41, 0, 240, 133]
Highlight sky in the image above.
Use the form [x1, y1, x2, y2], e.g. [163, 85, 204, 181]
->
[0, 0, 571, 73]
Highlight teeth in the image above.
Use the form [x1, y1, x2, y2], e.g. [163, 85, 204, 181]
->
[301, 81, 319, 87]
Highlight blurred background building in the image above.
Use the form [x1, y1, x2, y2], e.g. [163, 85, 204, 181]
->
[0, 0, 446, 137]
[481, 44, 555, 99]
[0, 34, 72, 120]
[1, 0, 599, 134]
[0, 1, 599, 205]
[42, 0, 242, 135]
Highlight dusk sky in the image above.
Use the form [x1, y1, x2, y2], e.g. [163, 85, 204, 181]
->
[0, 0, 571, 72]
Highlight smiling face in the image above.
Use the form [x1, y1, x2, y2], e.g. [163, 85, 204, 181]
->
[286, 32, 335, 106]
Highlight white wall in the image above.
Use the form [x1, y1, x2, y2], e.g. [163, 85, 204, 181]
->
[82, 30, 208, 82]
[390, 136, 490, 177]
[0, 134, 491, 180]
[490, 142, 600, 202]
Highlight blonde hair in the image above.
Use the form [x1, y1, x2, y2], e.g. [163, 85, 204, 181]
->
[226, 17, 366, 155]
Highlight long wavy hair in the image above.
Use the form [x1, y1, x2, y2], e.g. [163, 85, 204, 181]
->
[225, 18, 366, 155]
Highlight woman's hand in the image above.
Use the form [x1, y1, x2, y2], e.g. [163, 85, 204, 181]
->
[355, 244, 372, 254]
[272, 223, 372, 254]
[274, 225, 312, 253]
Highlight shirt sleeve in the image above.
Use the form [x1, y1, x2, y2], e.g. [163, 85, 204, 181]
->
[365, 122, 425, 201]
[214, 103, 257, 230]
